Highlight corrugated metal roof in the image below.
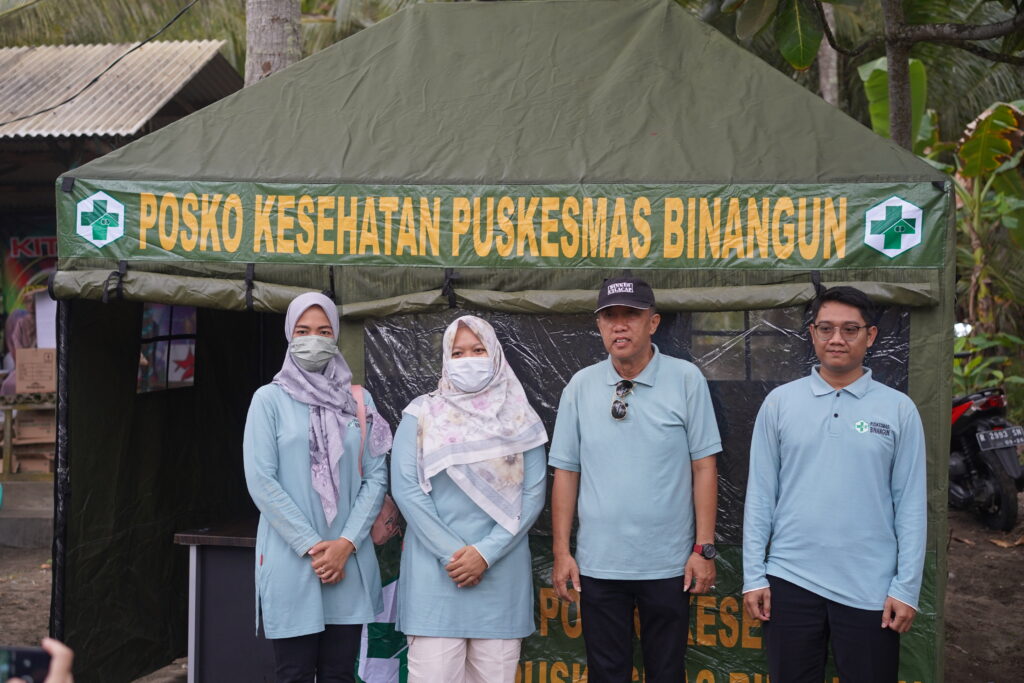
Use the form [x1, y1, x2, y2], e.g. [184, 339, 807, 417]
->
[0, 40, 241, 139]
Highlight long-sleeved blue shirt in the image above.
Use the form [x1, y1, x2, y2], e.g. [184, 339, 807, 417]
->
[243, 384, 387, 638]
[391, 413, 547, 639]
[742, 367, 927, 610]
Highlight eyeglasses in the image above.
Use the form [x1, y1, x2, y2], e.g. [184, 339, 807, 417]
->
[611, 380, 634, 420]
[811, 323, 870, 342]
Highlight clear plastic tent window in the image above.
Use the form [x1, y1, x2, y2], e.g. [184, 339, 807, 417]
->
[362, 306, 912, 677]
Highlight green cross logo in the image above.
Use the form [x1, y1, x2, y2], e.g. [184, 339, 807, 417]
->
[854, 420, 869, 434]
[81, 200, 119, 241]
[76, 191, 125, 247]
[864, 196, 922, 258]
[870, 205, 917, 250]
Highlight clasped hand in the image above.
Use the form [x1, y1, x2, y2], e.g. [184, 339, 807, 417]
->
[308, 538, 355, 584]
[446, 546, 487, 588]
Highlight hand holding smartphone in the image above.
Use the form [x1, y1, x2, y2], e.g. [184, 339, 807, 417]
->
[1, 638, 73, 683]
[0, 645, 51, 683]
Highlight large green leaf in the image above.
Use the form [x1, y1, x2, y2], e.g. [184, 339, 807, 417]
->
[775, 0, 822, 71]
[721, 0, 748, 12]
[958, 103, 1024, 178]
[857, 57, 927, 143]
[735, 0, 779, 41]
[914, 108, 940, 156]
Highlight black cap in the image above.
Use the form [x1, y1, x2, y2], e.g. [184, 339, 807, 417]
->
[595, 277, 655, 312]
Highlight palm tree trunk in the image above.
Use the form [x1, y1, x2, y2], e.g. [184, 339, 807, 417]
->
[245, 0, 301, 86]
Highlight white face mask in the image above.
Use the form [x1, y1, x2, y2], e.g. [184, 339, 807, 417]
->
[448, 357, 494, 393]
[289, 335, 338, 373]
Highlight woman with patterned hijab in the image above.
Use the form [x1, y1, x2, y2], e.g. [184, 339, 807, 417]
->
[243, 292, 393, 683]
[392, 315, 548, 683]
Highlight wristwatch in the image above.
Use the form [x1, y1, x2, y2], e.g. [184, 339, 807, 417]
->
[693, 543, 717, 560]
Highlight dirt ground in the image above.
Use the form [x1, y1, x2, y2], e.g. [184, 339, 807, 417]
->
[944, 496, 1024, 683]
[2, 500, 1022, 682]
[0, 546, 50, 647]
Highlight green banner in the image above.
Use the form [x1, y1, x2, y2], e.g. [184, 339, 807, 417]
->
[57, 181, 948, 269]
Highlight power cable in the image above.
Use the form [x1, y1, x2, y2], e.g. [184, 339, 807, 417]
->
[0, 0, 203, 128]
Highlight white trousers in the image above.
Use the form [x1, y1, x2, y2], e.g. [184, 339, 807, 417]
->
[406, 635, 521, 683]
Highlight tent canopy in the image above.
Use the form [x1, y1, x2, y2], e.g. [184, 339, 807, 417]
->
[52, 2, 952, 682]
[65, 0, 941, 186]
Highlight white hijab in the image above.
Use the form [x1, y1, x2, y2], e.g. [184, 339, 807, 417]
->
[404, 315, 547, 533]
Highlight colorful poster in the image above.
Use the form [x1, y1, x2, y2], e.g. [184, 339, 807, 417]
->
[2, 219, 57, 315]
[137, 303, 196, 393]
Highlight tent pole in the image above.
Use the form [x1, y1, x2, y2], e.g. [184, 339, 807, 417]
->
[50, 299, 71, 640]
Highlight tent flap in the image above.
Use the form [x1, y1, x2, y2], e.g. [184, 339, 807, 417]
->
[52, 269, 939, 316]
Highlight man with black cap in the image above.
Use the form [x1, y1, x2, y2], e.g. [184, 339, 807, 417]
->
[548, 277, 721, 682]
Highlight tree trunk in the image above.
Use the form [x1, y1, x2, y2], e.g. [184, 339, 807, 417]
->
[245, 0, 301, 87]
[817, 3, 839, 106]
[881, 0, 912, 149]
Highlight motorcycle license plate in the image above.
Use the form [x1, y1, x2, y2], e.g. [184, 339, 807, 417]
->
[976, 425, 1024, 451]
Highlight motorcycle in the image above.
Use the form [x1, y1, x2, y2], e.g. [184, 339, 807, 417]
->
[949, 386, 1024, 530]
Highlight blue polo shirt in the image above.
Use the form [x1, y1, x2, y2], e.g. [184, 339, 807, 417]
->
[742, 367, 927, 610]
[549, 346, 721, 580]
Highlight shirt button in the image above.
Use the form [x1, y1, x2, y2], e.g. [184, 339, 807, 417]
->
[836, 392, 841, 397]
[833, 413, 839, 417]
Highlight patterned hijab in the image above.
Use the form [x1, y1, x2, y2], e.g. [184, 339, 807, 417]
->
[404, 315, 547, 533]
[272, 292, 357, 525]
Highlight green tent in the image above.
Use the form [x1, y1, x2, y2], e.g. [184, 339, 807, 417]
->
[52, 0, 952, 680]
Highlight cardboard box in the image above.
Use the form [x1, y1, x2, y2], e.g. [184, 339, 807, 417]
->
[12, 443, 54, 473]
[17, 453, 53, 473]
[16, 348, 56, 394]
[15, 410, 56, 443]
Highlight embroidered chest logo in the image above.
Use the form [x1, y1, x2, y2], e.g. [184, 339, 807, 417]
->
[855, 420, 892, 436]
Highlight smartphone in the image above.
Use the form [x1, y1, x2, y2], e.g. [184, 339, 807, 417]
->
[0, 645, 51, 683]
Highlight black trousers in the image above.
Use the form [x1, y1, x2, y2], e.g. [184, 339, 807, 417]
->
[579, 575, 689, 683]
[764, 576, 900, 683]
[270, 624, 362, 683]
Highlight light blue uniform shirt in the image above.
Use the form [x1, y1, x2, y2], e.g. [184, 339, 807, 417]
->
[391, 413, 547, 639]
[548, 346, 722, 580]
[243, 384, 387, 639]
[742, 367, 927, 610]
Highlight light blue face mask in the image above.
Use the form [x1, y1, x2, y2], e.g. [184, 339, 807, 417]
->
[289, 334, 338, 373]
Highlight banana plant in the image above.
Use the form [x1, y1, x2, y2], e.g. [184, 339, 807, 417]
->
[945, 102, 1024, 335]
[953, 331, 1024, 396]
[857, 56, 926, 145]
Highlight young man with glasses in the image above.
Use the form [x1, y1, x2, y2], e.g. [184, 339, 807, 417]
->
[548, 277, 721, 683]
[742, 285, 927, 683]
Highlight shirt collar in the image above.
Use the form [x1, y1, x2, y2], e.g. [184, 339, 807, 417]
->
[605, 344, 661, 387]
[810, 365, 873, 397]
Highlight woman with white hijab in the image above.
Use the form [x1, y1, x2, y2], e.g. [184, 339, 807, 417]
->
[392, 315, 548, 683]
[243, 292, 392, 683]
